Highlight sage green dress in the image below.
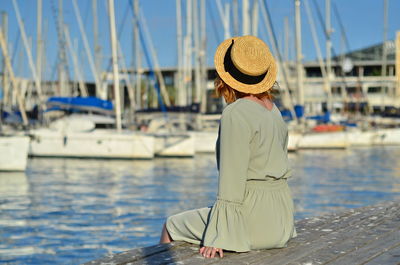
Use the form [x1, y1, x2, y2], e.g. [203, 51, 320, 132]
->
[166, 98, 296, 252]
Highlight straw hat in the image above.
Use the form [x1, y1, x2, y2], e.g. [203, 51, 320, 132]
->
[214, 35, 277, 94]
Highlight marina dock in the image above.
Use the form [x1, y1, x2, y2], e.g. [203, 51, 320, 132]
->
[83, 200, 400, 265]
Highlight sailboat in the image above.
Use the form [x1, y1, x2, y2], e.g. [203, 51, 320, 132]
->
[0, 135, 30, 171]
[132, 1, 196, 157]
[0, 16, 30, 171]
[28, 97, 155, 159]
[28, 1, 156, 160]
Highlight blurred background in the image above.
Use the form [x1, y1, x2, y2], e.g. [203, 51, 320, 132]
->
[0, 0, 400, 264]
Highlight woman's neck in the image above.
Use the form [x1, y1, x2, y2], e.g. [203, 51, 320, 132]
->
[243, 95, 274, 111]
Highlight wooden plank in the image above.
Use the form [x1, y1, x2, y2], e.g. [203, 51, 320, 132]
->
[363, 244, 400, 265]
[177, 214, 344, 265]
[129, 243, 248, 265]
[287, 211, 400, 264]
[169, 202, 400, 265]
[82, 242, 185, 265]
[83, 201, 400, 265]
[172, 202, 396, 265]
[182, 250, 249, 265]
[327, 230, 400, 264]
[291, 203, 396, 244]
[249, 203, 400, 264]
[129, 242, 198, 265]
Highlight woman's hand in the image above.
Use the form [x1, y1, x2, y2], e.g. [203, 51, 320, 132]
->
[199, 246, 224, 258]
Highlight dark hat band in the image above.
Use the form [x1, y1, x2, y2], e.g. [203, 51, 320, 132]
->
[223, 40, 267, 85]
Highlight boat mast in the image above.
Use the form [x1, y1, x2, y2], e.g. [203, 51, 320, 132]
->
[216, 0, 230, 39]
[1, 12, 9, 107]
[284, 16, 289, 62]
[117, 39, 135, 123]
[43, 19, 49, 86]
[57, 0, 69, 96]
[232, 0, 239, 36]
[295, 0, 304, 111]
[176, 0, 184, 106]
[193, 0, 201, 104]
[64, 25, 88, 97]
[184, 0, 193, 104]
[242, 0, 250, 35]
[36, 0, 42, 92]
[251, 0, 259, 36]
[224, 3, 230, 38]
[12, 0, 45, 112]
[108, 0, 122, 131]
[381, 0, 388, 112]
[333, 3, 349, 105]
[200, 0, 207, 113]
[133, 0, 142, 109]
[93, 0, 101, 89]
[283, 15, 290, 91]
[259, 0, 296, 120]
[0, 29, 28, 125]
[72, 0, 103, 99]
[396, 31, 400, 101]
[304, 0, 327, 91]
[325, 0, 332, 112]
[139, 8, 171, 107]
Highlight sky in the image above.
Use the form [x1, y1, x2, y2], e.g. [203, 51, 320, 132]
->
[0, 0, 399, 82]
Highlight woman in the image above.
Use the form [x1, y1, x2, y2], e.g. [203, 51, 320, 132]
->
[160, 35, 296, 258]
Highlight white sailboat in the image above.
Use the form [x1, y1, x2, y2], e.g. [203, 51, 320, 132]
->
[154, 133, 195, 157]
[0, 135, 30, 171]
[146, 117, 195, 157]
[29, 115, 154, 159]
[375, 128, 400, 145]
[347, 127, 400, 146]
[27, 0, 154, 160]
[297, 131, 348, 149]
[287, 131, 302, 151]
[191, 130, 218, 153]
[0, 12, 30, 171]
[29, 129, 155, 159]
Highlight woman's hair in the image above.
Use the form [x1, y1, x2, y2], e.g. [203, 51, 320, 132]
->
[214, 74, 279, 104]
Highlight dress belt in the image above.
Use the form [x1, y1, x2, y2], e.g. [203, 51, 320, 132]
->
[246, 178, 288, 190]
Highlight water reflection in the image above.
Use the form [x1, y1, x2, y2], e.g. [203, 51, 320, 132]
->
[0, 172, 29, 196]
[289, 146, 400, 218]
[0, 147, 399, 264]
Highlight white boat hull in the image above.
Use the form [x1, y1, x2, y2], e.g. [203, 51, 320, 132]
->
[293, 128, 400, 149]
[191, 131, 218, 153]
[347, 129, 375, 146]
[288, 132, 302, 152]
[154, 133, 195, 157]
[347, 128, 400, 146]
[192, 130, 302, 153]
[298, 131, 348, 149]
[372, 128, 400, 145]
[0, 136, 30, 171]
[29, 129, 155, 159]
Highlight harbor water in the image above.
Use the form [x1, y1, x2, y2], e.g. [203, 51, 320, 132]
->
[1, 147, 400, 264]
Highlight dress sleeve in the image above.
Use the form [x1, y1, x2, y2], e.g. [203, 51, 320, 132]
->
[284, 131, 288, 153]
[202, 107, 251, 252]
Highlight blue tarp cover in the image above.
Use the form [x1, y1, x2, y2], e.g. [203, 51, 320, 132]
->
[46, 97, 113, 113]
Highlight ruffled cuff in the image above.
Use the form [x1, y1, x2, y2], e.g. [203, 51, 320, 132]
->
[202, 199, 250, 252]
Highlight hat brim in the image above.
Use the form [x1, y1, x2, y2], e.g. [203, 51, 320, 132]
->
[214, 37, 277, 94]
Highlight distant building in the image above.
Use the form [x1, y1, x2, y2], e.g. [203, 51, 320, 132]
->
[299, 39, 399, 115]
[144, 36, 400, 116]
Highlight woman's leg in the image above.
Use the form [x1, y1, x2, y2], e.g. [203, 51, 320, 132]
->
[160, 207, 211, 244]
[159, 223, 173, 243]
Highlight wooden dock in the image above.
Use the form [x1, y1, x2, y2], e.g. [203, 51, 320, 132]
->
[83, 200, 400, 265]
